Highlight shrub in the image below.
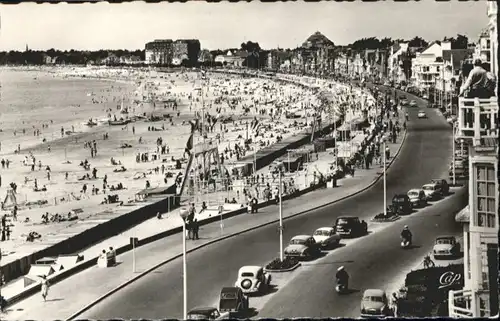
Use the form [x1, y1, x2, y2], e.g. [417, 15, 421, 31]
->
[265, 257, 299, 271]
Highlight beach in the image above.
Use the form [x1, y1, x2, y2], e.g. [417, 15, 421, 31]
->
[0, 66, 344, 264]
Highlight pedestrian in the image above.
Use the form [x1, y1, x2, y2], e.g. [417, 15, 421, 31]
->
[192, 219, 199, 240]
[41, 275, 50, 301]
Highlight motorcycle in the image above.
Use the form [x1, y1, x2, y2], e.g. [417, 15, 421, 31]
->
[401, 238, 411, 249]
[335, 280, 348, 294]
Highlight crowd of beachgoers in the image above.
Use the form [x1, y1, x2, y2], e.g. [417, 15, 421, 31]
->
[0, 65, 374, 254]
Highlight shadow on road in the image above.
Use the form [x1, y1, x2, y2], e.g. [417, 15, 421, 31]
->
[239, 307, 258, 319]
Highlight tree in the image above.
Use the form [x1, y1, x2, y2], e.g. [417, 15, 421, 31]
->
[408, 36, 428, 48]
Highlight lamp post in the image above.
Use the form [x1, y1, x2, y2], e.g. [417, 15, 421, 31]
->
[382, 136, 387, 217]
[452, 122, 456, 186]
[179, 209, 189, 320]
[278, 170, 284, 262]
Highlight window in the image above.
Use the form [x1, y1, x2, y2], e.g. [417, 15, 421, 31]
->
[475, 164, 496, 228]
[423, 66, 430, 72]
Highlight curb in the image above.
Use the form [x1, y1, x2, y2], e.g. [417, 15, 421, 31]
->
[65, 127, 408, 321]
[264, 262, 301, 273]
[371, 215, 401, 223]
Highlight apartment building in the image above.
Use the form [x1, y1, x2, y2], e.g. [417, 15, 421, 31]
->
[388, 42, 409, 83]
[448, 0, 499, 317]
[475, 28, 491, 69]
[411, 41, 450, 90]
[145, 39, 173, 65]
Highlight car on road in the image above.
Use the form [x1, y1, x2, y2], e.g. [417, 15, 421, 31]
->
[187, 307, 229, 320]
[409, 100, 417, 107]
[234, 266, 271, 295]
[284, 235, 321, 260]
[422, 94, 429, 100]
[417, 110, 427, 118]
[218, 287, 249, 317]
[433, 236, 461, 259]
[334, 216, 368, 238]
[431, 178, 450, 195]
[400, 99, 408, 106]
[360, 289, 392, 318]
[407, 189, 427, 208]
[422, 183, 440, 201]
[312, 227, 341, 249]
[391, 194, 413, 215]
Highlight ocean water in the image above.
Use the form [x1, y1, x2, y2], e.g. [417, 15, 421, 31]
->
[0, 68, 136, 152]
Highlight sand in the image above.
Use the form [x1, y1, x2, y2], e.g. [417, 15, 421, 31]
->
[0, 66, 348, 264]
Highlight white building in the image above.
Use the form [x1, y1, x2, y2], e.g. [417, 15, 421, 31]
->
[448, 1, 499, 317]
[475, 28, 491, 68]
[388, 42, 409, 83]
[411, 41, 451, 90]
[214, 50, 247, 68]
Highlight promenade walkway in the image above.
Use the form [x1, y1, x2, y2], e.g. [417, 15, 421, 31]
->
[2, 114, 405, 320]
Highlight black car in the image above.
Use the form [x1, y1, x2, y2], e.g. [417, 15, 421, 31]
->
[391, 194, 413, 215]
[431, 179, 450, 195]
[334, 216, 368, 238]
[219, 287, 249, 317]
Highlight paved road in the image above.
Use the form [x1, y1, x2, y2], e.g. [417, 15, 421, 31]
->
[80, 91, 461, 319]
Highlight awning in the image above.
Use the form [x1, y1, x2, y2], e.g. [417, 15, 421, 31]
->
[455, 205, 470, 223]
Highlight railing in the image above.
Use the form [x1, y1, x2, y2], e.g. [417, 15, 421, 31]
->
[457, 97, 499, 146]
[448, 289, 474, 318]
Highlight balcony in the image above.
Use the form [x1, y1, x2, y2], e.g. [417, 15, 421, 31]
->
[457, 97, 499, 147]
[449, 289, 474, 317]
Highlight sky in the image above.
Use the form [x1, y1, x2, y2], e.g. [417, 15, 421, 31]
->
[0, 0, 490, 51]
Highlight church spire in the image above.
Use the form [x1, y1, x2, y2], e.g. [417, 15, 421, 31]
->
[25, 44, 29, 52]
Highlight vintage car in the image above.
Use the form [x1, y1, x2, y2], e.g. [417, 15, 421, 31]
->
[417, 110, 427, 118]
[312, 227, 341, 249]
[284, 235, 321, 260]
[360, 289, 392, 318]
[218, 287, 249, 317]
[400, 99, 408, 106]
[335, 216, 368, 238]
[187, 307, 229, 320]
[433, 236, 461, 259]
[422, 183, 440, 201]
[407, 189, 427, 208]
[431, 179, 450, 195]
[234, 266, 271, 295]
[391, 194, 413, 215]
[409, 100, 417, 107]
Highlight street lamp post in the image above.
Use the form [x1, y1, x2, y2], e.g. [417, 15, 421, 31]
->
[179, 209, 189, 320]
[452, 122, 456, 186]
[279, 170, 284, 262]
[383, 136, 387, 217]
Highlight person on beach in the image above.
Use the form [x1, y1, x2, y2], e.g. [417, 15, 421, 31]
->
[41, 275, 50, 301]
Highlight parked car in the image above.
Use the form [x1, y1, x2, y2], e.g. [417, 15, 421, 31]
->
[400, 99, 408, 105]
[360, 289, 392, 318]
[431, 178, 450, 195]
[335, 216, 368, 238]
[407, 189, 427, 207]
[417, 110, 427, 118]
[446, 115, 457, 124]
[234, 266, 271, 295]
[284, 235, 321, 260]
[433, 236, 461, 259]
[218, 287, 249, 317]
[422, 94, 428, 100]
[422, 183, 440, 201]
[187, 307, 229, 320]
[312, 227, 341, 249]
[409, 100, 417, 107]
[391, 194, 413, 215]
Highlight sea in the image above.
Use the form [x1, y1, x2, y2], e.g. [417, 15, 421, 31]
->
[0, 67, 136, 153]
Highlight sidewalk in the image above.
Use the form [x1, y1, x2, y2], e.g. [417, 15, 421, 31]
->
[2, 119, 406, 320]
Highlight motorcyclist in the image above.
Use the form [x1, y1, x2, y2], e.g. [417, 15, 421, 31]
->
[401, 225, 412, 245]
[336, 266, 349, 289]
